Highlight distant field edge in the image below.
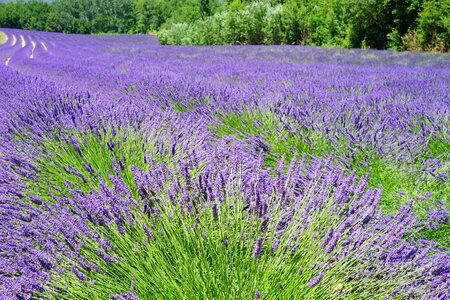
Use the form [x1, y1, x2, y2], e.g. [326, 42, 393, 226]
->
[0, 31, 8, 45]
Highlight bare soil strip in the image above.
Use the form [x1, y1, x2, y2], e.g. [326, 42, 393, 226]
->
[20, 35, 26, 48]
[30, 41, 36, 58]
[0, 31, 8, 45]
[41, 41, 48, 51]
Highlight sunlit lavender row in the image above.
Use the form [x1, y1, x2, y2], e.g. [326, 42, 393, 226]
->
[0, 29, 449, 299]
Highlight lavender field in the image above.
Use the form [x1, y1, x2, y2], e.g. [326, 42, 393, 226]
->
[0, 29, 449, 299]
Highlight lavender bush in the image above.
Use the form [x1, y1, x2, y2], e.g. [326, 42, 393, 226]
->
[0, 29, 449, 299]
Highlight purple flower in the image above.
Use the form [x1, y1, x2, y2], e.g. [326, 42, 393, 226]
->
[1, 28, 449, 300]
[427, 207, 448, 229]
[71, 266, 87, 281]
[97, 249, 117, 264]
[308, 272, 324, 288]
[142, 224, 154, 241]
[272, 239, 280, 252]
[253, 236, 263, 259]
[212, 202, 218, 220]
[109, 293, 139, 300]
[260, 217, 269, 233]
[107, 139, 115, 151]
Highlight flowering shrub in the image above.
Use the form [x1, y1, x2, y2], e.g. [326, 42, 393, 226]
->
[0, 29, 449, 299]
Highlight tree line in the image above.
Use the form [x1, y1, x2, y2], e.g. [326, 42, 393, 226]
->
[159, 0, 449, 52]
[0, 0, 222, 34]
[0, 0, 448, 52]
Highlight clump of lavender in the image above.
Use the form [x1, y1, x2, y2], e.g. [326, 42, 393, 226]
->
[23, 142, 449, 299]
[0, 29, 449, 300]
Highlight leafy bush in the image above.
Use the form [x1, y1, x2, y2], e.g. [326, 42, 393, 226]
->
[417, 0, 450, 52]
[158, 23, 193, 45]
[158, 0, 449, 52]
[159, 2, 293, 45]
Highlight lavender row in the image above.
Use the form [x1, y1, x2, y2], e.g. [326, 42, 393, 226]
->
[0, 29, 449, 299]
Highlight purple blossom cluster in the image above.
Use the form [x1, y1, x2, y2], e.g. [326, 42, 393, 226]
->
[0, 29, 449, 299]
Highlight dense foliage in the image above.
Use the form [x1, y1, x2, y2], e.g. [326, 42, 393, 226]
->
[0, 29, 449, 299]
[0, 0, 222, 34]
[0, 0, 449, 51]
[159, 0, 450, 51]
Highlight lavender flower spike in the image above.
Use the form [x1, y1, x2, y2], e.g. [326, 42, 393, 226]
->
[253, 236, 263, 259]
[308, 273, 324, 288]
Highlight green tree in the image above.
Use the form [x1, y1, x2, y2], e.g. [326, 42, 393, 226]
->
[417, 0, 450, 51]
[133, 0, 163, 33]
[200, 0, 212, 17]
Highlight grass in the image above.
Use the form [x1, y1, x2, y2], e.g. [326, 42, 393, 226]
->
[32, 129, 425, 299]
[30, 129, 330, 299]
[169, 96, 210, 113]
[9, 104, 448, 298]
[212, 108, 450, 246]
[423, 223, 450, 248]
[44, 190, 408, 299]
[0, 31, 8, 45]
[26, 127, 175, 202]
[2, 30, 448, 299]
[212, 109, 334, 166]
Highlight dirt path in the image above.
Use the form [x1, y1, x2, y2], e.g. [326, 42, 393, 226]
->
[1, 33, 47, 65]
[0, 31, 8, 45]
[41, 41, 48, 51]
[20, 35, 26, 48]
[0, 31, 10, 66]
[30, 41, 36, 58]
